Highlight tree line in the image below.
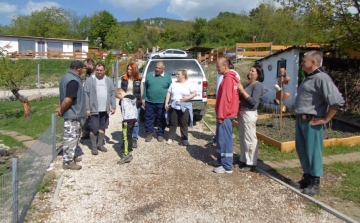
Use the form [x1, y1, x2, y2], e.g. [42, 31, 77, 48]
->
[0, 0, 359, 53]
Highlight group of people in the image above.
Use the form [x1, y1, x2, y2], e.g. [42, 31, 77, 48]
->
[212, 52, 344, 197]
[56, 51, 344, 197]
[56, 59, 197, 168]
[212, 57, 264, 174]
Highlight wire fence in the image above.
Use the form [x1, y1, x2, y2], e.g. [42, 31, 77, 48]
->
[0, 114, 63, 223]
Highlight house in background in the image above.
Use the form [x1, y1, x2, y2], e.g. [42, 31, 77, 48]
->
[0, 34, 89, 59]
[255, 44, 331, 112]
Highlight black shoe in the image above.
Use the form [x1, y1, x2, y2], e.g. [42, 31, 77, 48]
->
[238, 161, 247, 168]
[91, 146, 98, 155]
[240, 165, 256, 172]
[157, 135, 164, 142]
[290, 173, 311, 189]
[81, 133, 90, 140]
[145, 133, 153, 142]
[132, 138, 138, 148]
[117, 154, 133, 165]
[63, 162, 82, 170]
[97, 144, 107, 152]
[303, 176, 320, 196]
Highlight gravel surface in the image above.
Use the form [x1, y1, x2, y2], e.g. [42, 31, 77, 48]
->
[28, 100, 345, 223]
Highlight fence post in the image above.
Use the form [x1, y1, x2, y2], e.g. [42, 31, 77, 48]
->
[37, 64, 40, 94]
[51, 114, 57, 159]
[12, 158, 18, 223]
[114, 60, 119, 88]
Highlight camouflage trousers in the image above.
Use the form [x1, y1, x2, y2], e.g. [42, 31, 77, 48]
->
[62, 119, 81, 163]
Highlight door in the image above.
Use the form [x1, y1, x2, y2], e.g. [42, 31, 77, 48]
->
[37, 41, 45, 57]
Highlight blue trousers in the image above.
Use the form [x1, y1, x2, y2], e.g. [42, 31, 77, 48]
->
[132, 108, 141, 139]
[144, 102, 166, 136]
[216, 117, 234, 171]
[295, 117, 324, 177]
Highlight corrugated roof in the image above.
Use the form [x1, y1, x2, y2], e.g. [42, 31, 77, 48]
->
[0, 34, 89, 43]
[256, 44, 324, 61]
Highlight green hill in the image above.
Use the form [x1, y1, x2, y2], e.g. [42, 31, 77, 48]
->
[118, 17, 185, 28]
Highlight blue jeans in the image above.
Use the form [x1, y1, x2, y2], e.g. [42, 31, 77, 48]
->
[216, 117, 235, 171]
[132, 108, 141, 139]
[295, 117, 324, 177]
[144, 102, 166, 136]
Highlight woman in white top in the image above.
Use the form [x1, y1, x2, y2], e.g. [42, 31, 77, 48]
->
[165, 69, 196, 145]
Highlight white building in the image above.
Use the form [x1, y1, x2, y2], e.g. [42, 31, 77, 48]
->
[256, 45, 325, 112]
[0, 34, 89, 59]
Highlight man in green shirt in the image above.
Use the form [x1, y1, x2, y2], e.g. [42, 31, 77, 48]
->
[142, 61, 172, 142]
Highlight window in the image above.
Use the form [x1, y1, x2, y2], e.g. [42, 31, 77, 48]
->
[277, 59, 287, 77]
[47, 41, 63, 53]
[18, 40, 35, 54]
[146, 60, 202, 77]
[73, 43, 82, 52]
[174, 50, 185, 55]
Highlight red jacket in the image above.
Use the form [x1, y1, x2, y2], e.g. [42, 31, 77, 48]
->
[215, 70, 239, 122]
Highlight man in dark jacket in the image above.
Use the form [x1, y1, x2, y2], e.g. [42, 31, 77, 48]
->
[56, 60, 87, 170]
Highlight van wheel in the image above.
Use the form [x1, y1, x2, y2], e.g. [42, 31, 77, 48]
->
[193, 115, 203, 122]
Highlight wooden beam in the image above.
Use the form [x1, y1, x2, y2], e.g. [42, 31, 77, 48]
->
[237, 51, 271, 57]
[272, 45, 291, 51]
[237, 42, 272, 48]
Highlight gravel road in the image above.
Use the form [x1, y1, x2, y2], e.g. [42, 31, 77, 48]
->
[28, 99, 345, 223]
[1, 88, 59, 100]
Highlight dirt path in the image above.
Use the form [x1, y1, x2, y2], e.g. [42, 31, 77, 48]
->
[21, 101, 348, 223]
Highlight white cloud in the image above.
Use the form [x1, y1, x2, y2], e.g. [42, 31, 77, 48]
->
[101, 0, 164, 17]
[0, 2, 17, 13]
[20, 0, 61, 15]
[167, 0, 260, 21]
[102, 0, 263, 20]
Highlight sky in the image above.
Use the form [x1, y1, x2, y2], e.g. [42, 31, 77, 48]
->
[0, 0, 263, 25]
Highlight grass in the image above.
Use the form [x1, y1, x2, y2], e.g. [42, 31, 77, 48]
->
[37, 178, 52, 193]
[276, 161, 360, 206]
[0, 133, 26, 150]
[1, 59, 73, 90]
[0, 96, 59, 139]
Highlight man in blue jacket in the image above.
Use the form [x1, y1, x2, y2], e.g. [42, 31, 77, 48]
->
[56, 60, 87, 170]
[84, 62, 116, 155]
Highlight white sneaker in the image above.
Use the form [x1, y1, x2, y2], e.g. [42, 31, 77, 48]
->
[183, 140, 190, 146]
[166, 139, 173, 145]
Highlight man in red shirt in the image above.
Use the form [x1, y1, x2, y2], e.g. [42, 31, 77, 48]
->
[213, 57, 240, 173]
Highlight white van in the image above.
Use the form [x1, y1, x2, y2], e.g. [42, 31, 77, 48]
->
[141, 58, 208, 121]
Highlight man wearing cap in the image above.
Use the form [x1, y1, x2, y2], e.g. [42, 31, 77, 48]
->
[84, 62, 116, 155]
[56, 60, 87, 170]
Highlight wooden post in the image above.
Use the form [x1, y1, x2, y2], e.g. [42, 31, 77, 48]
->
[279, 68, 287, 131]
[279, 75, 283, 131]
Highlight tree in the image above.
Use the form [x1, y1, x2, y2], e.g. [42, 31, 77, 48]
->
[190, 18, 208, 46]
[276, 0, 360, 50]
[88, 11, 118, 48]
[7, 7, 72, 38]
[0, 48, 32, 120]
[67, 11, 91, 40]
[105, 25, 137, 52]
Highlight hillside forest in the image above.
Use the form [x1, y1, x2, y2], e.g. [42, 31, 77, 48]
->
[0, 0, 359, 53]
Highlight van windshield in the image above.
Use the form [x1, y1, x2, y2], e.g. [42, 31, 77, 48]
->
[146, 60, 203, 77]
